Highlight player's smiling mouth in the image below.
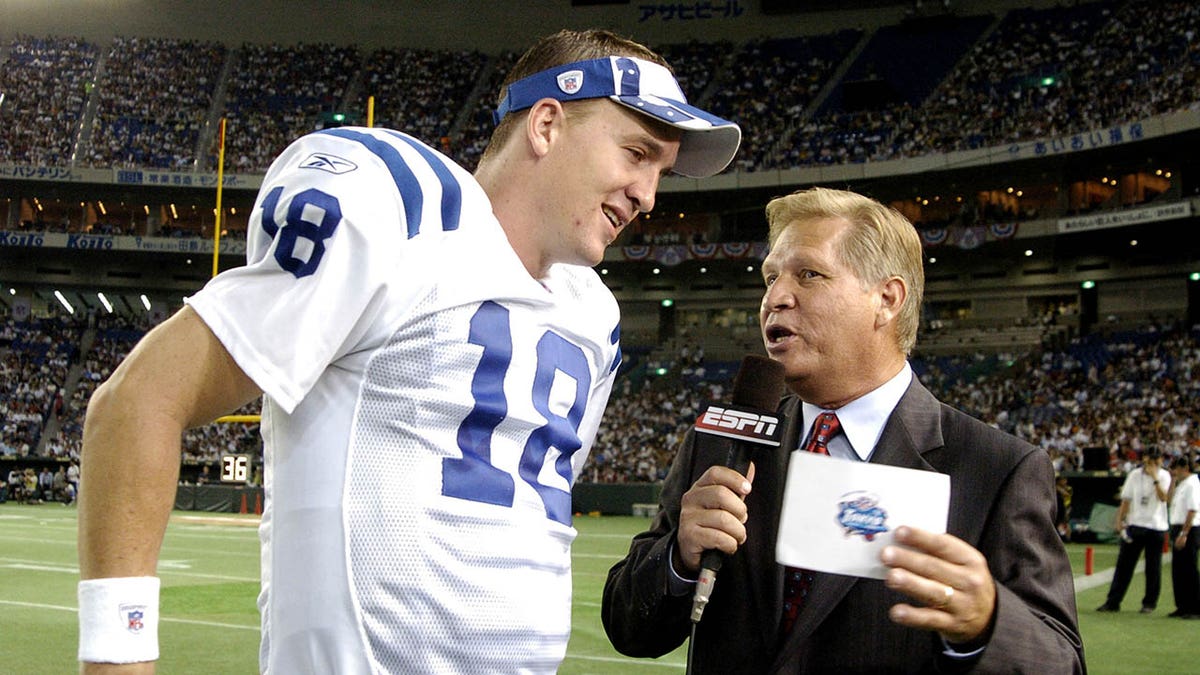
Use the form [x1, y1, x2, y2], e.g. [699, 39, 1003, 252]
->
[602, 206, 623, 229]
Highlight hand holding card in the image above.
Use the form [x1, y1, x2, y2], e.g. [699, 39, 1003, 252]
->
[775, 452, 950, 579]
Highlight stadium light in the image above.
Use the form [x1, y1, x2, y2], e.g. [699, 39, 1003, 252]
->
[1191, 272, 1200, 282]
[140, 294, 152, 311]
[53, 290, 75, 315]
[1081, 280, 1095, 290]
[97, 292, 113, 314]
[661, 298, 674, 308]
[317, 111, 356, 129]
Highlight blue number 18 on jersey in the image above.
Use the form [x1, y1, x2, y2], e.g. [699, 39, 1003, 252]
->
[442, 301, 592, 526]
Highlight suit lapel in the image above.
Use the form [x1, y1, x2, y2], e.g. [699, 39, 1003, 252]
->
[866, 379, 943, 471]
[756, 395, 805, 639]
[769, 380, 945, 670]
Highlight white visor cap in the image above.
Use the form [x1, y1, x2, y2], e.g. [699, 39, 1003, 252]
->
[494, 56, 742, 178]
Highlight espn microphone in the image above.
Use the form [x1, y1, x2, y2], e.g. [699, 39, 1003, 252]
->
[690, 354, 786, 623]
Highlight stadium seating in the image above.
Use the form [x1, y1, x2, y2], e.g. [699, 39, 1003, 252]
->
[2, 1, 1196, 172]
[3, 2, 1200, 483]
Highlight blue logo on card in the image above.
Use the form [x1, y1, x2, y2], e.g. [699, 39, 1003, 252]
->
[837, 491, 889, 541]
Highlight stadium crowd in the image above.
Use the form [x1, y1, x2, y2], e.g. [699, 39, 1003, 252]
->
[0, 316, 79, 457]
[772, 0, 1200, 168]
[356, 46, 490, 159]
[80, 36, 226, 170]
[709, 31, 861, 172]
[571, 317, 1200, 483]
[3, 0, 1198, 175]
[0, 307, 1197, 500]
[218, 41, 360, 173]
[0, 35, 96, 166]
[3, 0, 1200, 487]
[0, 312, 260, 475]
[909, 0, 1200, 157]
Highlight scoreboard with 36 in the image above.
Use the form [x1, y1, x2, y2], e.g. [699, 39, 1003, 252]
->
[221, 454, 251, 484]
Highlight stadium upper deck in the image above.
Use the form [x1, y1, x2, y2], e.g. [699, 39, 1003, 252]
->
[1, 0, 1197, 176]
[1, 0, 1198, 341]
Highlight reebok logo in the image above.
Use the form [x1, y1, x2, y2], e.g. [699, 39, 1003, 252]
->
[299, 153, 358, 174]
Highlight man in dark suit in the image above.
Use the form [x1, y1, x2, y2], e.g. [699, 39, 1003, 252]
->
[602, 187, 1083, 673]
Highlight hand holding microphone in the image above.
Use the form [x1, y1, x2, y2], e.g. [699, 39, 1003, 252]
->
[683, 354, 785, 623]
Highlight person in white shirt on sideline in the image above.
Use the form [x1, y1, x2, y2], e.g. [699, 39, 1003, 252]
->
[1167, 454, 1200, 618]
[1097, 446, 1171, 613]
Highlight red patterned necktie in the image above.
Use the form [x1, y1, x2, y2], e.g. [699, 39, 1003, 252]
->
[780, 411, 842, 637]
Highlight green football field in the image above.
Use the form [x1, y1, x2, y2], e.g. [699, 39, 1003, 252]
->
[1, 502, 1195, 673]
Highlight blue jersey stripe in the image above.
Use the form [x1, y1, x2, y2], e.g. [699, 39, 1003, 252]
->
[318, 129, 463, 238]
[609, 323, 622, 374]
[386, 131, 462, 232]
[318, 128, 422, 238]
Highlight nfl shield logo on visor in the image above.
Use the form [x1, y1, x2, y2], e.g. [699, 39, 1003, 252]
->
[557, 70, 583, 95]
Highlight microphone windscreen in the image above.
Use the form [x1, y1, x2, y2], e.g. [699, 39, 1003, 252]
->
[730, 354, 785, 411]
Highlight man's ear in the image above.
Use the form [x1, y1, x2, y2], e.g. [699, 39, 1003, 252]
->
[525, 98, 565, 158]
[875, 276, 907, 329]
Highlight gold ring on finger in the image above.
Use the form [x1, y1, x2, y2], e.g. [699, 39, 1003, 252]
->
[935, 584, 955, 609]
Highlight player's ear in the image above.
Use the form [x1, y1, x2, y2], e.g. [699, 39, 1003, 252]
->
[525, 98, 565, 159]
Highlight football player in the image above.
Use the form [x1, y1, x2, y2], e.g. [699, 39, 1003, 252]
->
[77, 28, 739, 673]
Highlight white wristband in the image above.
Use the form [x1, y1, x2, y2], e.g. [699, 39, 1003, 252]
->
[78, 576, 161, 664]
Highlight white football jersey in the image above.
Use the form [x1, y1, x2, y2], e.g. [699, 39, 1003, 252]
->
[187, 127, 621, 674]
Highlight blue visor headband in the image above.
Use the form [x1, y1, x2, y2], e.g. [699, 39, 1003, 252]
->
[493, 56, 741, 178]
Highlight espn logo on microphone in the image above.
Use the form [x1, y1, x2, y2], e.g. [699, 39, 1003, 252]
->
[695, 406, 783, 446]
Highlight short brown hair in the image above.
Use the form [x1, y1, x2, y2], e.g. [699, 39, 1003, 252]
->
[765, 187, 925, 355]
[480, 29, 670, 163]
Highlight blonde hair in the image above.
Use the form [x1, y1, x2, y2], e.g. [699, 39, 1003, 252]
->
[480, 29, 670, 164]
[765, 187, 925, 355]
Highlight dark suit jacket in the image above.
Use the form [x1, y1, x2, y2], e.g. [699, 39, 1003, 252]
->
[602, 378, 1084, 674]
